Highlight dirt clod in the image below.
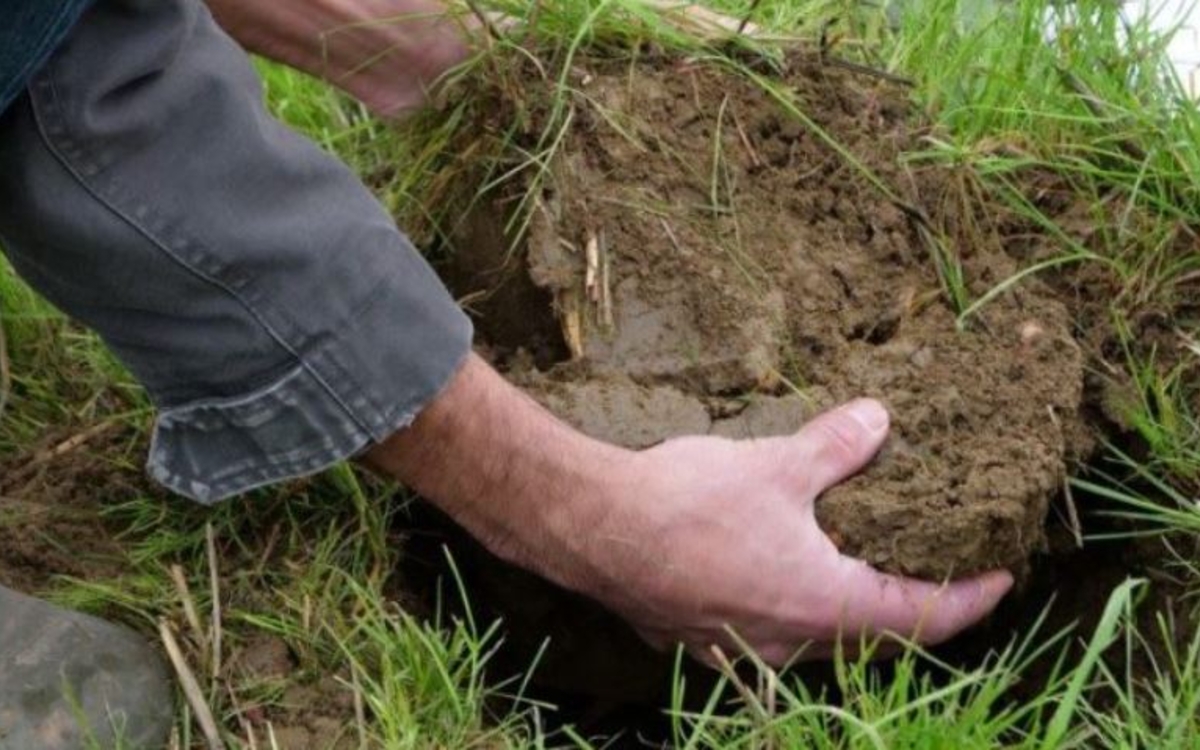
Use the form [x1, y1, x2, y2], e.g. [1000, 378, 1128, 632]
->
[446, 53, 1086, 579]
[229, 634, 295, 682]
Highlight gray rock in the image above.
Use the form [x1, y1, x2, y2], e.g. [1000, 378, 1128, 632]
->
[0, 587, 173, 749]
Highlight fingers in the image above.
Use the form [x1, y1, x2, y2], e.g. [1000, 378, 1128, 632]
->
[835, 559, 1014, 647]
[789, 399, 891, 491]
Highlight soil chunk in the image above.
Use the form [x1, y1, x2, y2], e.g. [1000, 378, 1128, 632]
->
[443, 53, 1085, 579]
[523, 375, 711, 449]
[709, 394, 826, 440]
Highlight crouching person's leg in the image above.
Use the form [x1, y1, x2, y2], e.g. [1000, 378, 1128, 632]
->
[0, 0, 471, 503]
[0, 0, 471, 746]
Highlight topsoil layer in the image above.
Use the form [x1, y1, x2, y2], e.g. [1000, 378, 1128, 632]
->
[441, 52, 1087, 580]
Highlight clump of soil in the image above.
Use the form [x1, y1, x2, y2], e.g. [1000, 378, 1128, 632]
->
[441, 52, 1087, 579]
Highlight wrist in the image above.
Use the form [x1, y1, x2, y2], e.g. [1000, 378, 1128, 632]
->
[365, 354, 638, 592]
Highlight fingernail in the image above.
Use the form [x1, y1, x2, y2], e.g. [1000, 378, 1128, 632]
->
[848, 399, 889, 433]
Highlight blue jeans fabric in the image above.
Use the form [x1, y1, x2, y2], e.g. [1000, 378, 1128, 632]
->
[0, 0, 94, 115]
[0, 0, 473, 503]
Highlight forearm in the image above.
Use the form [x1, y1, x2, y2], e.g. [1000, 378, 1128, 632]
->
[364, 354, 633, 589]
[205, 0, 475, 114]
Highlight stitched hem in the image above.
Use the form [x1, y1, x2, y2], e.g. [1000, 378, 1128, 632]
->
[148, 345, 469, 504]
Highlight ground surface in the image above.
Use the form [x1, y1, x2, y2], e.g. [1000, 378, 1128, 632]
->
[2, 2, 1199, 745]
[0, 425, 132, 593]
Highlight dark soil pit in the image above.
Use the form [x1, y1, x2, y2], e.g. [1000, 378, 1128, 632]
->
[438, 51, 1088, 581]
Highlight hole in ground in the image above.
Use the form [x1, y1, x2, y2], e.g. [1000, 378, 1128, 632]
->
[433, 206, 570, 371]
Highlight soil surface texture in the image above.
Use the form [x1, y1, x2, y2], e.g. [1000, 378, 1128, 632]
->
[443, 53, 1087, 579]
[0, 425, 135, 593]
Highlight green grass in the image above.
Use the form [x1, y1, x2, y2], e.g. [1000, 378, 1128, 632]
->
[0, 257, 146, 451]
[892, 0, 1200, 319]
[4, 0, 1200, 747]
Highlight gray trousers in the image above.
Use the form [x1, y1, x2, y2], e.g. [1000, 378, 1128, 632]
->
[0, 0, 473, 503]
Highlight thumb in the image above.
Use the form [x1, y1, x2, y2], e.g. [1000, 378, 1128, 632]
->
[835, 559, 1014, 646]
[791, 398, 891, 492]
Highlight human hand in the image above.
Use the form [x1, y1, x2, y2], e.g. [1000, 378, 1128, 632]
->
[206, 0, 474, 117]
[368, 356, 1011, 668]
[580, 398, 1013, 666]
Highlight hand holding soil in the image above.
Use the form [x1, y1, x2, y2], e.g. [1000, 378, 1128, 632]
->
[369, 355, 1011, 667]
[596, 398, 1013, 665]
